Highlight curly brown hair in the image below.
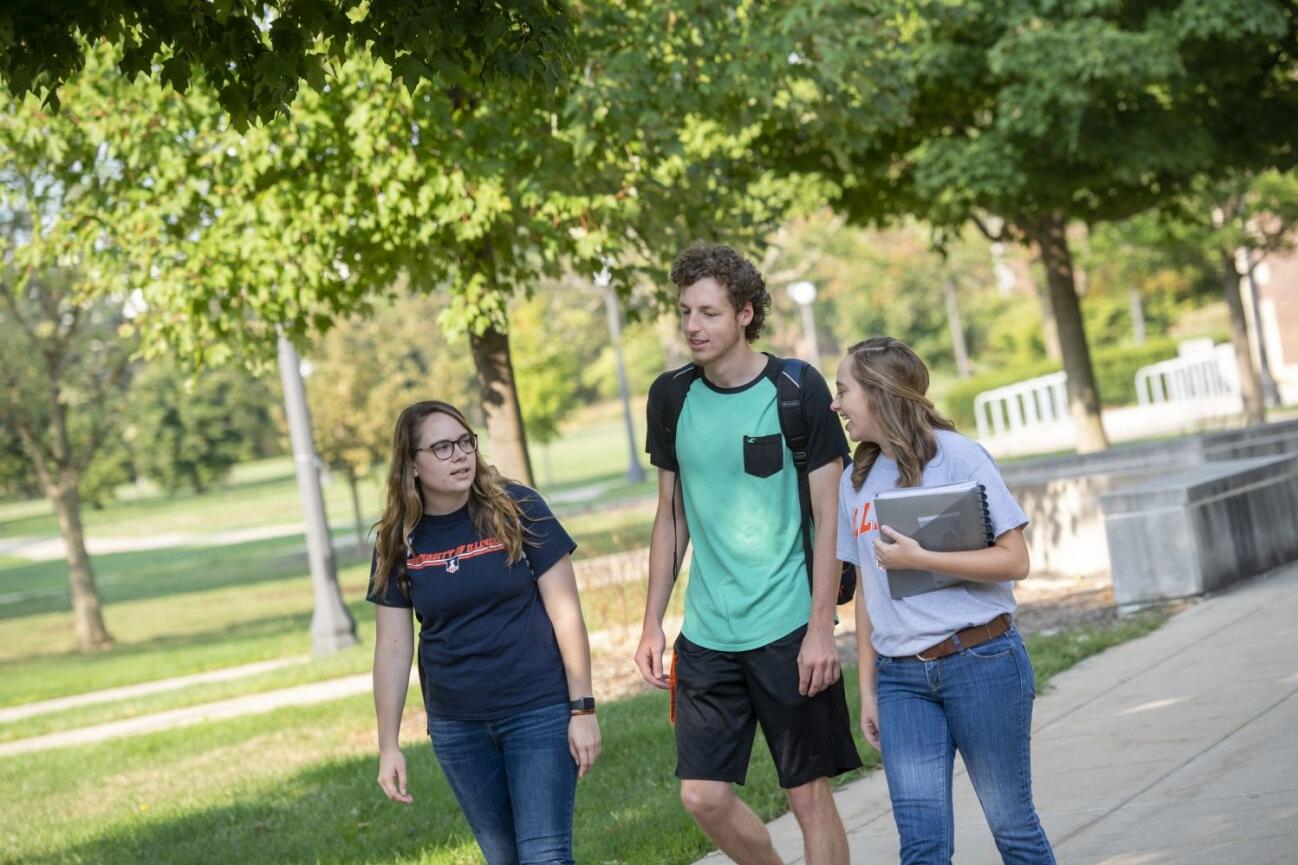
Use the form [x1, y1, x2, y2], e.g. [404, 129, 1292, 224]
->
[669, 243, 771, 342]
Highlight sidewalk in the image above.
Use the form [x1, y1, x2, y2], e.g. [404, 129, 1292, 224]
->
[695, 561, 1298, 865]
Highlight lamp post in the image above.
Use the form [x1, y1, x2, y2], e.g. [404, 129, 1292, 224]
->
[599, 269, 646, 483]
[277, 333, 358, 655]
[787, 280, 821, 367]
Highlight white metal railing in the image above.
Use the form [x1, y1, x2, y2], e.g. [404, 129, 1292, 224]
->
[1135, 343, 1239, 405]
[973, 371, 1069, 440]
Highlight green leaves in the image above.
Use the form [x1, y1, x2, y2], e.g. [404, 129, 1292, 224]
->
[0, 1, 573, 128]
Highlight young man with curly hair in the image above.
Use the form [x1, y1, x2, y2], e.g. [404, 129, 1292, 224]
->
[635, 243, 860, 865]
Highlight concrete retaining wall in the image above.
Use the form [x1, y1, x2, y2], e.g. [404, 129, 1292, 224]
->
[1100, 455, 1298, 609]
[1001, 418, 1298, 581]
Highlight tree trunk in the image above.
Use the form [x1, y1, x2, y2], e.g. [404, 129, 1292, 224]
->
[470, 323, 535, 486]
[1026, 253, 1063, 361]
[943, 278, 972, 379]
[346, 467, 365, 549]
[52, 477, 113, 651]
[1220, 251, 1266, 425]
[1025, 214, 1109, 453]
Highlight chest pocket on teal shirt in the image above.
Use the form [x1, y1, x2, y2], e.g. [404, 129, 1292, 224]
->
[742, 433, 783, 478]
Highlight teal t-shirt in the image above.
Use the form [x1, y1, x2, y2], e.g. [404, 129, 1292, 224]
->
[645, 355, 848, 651]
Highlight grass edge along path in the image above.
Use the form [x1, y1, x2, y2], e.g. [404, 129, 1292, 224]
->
[0, 613, 1163, 865]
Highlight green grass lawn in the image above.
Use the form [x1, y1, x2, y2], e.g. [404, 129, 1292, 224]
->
[0, 614, 1163, 865]
[0, 517, 673, 716]
[0, 401, 653, 545]
[0, 458, 381, 541]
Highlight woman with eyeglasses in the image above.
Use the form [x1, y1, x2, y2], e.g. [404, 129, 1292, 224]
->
[368, 400, 600, 865]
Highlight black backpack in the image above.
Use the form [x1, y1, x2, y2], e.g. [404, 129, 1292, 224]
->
[656, 356, 857, 605]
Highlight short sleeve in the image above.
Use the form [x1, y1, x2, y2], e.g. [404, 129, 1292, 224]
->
[836, 476, 861, 566]
[644, 372, 679, 473]
[969, 456, 1029, 539]
[366, 548, 413, 608]
[510, 485, 578, 578]
[800, 366, 851, 472]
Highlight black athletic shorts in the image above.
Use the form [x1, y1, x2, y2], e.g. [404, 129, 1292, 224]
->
[672, 624, 863, 789]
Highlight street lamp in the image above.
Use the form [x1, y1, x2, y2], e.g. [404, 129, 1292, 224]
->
[787, 280, 821, 367]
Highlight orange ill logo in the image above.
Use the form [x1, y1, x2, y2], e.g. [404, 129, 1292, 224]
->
[854, 503, 878, 536]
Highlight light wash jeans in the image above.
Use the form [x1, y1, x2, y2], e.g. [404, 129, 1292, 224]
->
[876, 628, 1056, 865]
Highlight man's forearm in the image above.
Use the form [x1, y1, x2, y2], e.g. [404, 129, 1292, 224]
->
[643, 512, 681, 628]
[808, 521, 839, 632]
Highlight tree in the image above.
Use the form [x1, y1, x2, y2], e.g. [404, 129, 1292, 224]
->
[595, 1, 1298, 452]
[511, 281, 604, 482]
[0, 46, 220, 650]
[832, 2, 1298, 451]
[128, 361, 279, 494]
[753, 212, 1008, 377]
[0, 433, 39, 499]
[1, 0, 569, 126]
[1082, 213, 1220, 349]
[0, 282, 134, 651]
[306, 290, 477, 546]
[116, 13, 819, 484]
[1170, 170, 1298, 423]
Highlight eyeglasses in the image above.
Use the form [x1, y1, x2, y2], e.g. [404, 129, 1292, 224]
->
[416, 433, 478, 461]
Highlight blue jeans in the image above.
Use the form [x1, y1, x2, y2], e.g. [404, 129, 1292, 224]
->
[875, 629, 1056, 865]
[427, 702, 578, 865]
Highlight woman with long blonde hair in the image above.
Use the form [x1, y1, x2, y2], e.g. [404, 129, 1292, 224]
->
[369, 400, 600, 865]
[831, 338, 1056, 865]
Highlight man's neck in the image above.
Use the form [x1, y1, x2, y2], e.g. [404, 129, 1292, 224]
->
[702, 343, 767, 388]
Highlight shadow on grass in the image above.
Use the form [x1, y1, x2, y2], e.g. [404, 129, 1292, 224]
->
[26, 691, 785, 865]
[19, 688, 880, 865]
[0, 536, 372, 621]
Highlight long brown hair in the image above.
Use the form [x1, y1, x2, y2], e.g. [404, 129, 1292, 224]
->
[371, 400, 532, 600]
[845, 337, 956, 490]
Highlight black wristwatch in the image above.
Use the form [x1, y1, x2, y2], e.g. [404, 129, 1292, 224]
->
[569, 696, 596, 714]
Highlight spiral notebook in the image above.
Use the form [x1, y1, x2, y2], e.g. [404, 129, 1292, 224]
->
[873, 480, 995, 599]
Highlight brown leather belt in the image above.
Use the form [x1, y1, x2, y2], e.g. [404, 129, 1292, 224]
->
[909, 613, 1013, 661]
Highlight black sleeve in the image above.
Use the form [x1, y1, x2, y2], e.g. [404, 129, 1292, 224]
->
[644, 371, 679, 473]
[801, 366, 850, 472]
[366, 548, 413, 608]
[510, 485, 578, 579]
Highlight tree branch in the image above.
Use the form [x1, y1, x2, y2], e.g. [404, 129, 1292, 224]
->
[970, 212, 1006, 243]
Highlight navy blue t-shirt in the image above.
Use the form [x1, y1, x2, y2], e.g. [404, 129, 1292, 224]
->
[367, 484, 576, 721]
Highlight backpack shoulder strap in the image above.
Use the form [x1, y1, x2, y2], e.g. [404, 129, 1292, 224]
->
[774, 356, 857, 605]
[654, 362, 700, 584]
[774, 357, 810, 470]
[658, 362, 702, 467]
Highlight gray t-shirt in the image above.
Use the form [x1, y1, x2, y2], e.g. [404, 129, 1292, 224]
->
[836, 429, 1029, 658]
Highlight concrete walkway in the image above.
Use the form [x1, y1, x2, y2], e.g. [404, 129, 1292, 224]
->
[695, 562, 1298, 865]
[0, 668, 420, 758]
[0, 656, 311, 724]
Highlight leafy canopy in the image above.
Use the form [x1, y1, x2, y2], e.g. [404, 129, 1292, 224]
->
[0, 0, 570, 127]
